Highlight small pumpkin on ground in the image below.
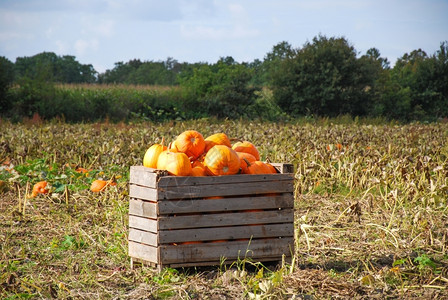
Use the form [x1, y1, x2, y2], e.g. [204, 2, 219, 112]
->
[31, 181, 49, 197]
[90, 178, 117, 192]
[90, 179, 107, 192]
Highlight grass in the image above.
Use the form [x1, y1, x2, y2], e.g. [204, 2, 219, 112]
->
[0, 118, 447, 299]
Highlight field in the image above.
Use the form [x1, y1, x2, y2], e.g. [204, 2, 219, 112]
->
[1, 118, 448, 299]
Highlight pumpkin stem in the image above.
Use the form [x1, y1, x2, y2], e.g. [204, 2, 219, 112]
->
[230, 138, 243, 143]
[242, 157, 252, 167]
[161, 137, 165, 146]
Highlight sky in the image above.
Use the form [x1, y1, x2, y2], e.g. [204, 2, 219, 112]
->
[1, 0, 447, 73]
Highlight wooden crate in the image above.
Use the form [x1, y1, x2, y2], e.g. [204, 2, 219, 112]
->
[128, 163, 295, 271]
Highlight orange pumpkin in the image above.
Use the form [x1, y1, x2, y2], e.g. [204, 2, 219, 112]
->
[244, 160, 272, 175]
[204, 133, 231, 153]
[75, 167, 91, 173]
[237, 152, 256, 174]
[180, 241, 203, 245]
[157, 151, 192, 176]
[143, 138, 167, 169]
[191, 160, 205, 169]
[90, 179, 107, 192]
[204, 145, 241, 176]
[31, 181, 49, 197]
[168, 141, 178, 152]
[265, 163, 278, 174]
[175, 130, 206, 160]
[232, 141, 260, 160]
[191, 166, 207, 176]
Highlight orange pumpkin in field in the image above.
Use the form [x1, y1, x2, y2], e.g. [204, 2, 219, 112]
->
[143, 138, 167, 169]
[90, 179, 107, 192]
[175, 130, 206, 160]
[232, 141, 260, 160]
[204, 133, 232, 153]
[204, 145, 241, 176]
[157, 151, 192, 176]
[31, 181, 49, 197]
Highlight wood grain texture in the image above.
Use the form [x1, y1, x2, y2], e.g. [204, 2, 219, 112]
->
[128, 241, 158, 264]
[158, 223, 294, 244]
[159, 237, 294, 264]
[158, 209, 294, 230]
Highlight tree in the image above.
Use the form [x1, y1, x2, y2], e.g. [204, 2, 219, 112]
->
[272, 35, 374, 117]
[14, 52, 97, 83]
[262, 41, 294, 86]
[0, 56, 15, 113]
[390, 43, 448, 120]
[179, 58, 259, 118]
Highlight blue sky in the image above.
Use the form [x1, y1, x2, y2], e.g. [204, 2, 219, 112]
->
[1, 0, 447, 73]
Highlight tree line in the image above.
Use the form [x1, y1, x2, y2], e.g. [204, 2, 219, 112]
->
[1, 35, 447, 122]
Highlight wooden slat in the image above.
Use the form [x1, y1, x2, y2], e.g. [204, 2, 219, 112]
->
[129, 198, 157, 218]
[158, 223, 294, 244]
[130, 165, 294, 188]
[129, 184, 158, 201]
[129, 166, 159, 188]
[128, 241, 158, 263]
[158, 180, 294, 200]
[157, 193, 294, 215]
[157, 172, 294, 188]
[129, 215, 158, 233]
[159, 237, 294, 264]
[129, 228, 158, 246]
[158, 209, 294, 230]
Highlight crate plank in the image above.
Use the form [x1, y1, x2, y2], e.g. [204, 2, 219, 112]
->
[157, 193, 294, 215]
[129, 215, 158, 233]
[129, 166, 159, 188]
[157, 180, 294, 200]
[166, 256, 284, 268]
[158, 223, 294, 244]
[156, 172, 294, 187]
[130, 181, 293, 201]
[129, 228, 158, 246]
[128, 241, 158, 263]
[129, 198, 157, 218]
[129, 185, 158, 201]
[159, 237, 294, 264]
[129, 166, 294, 188]
[158, 209, 294, 230]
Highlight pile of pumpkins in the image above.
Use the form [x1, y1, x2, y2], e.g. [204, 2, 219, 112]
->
[143, 130, 278, 176]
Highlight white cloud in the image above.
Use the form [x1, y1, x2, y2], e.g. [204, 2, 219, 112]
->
[55, 40, 69, 53]
[93, 20, 114, 37]
[180, 24, 259, 40]
[74, 39, 99, 56]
